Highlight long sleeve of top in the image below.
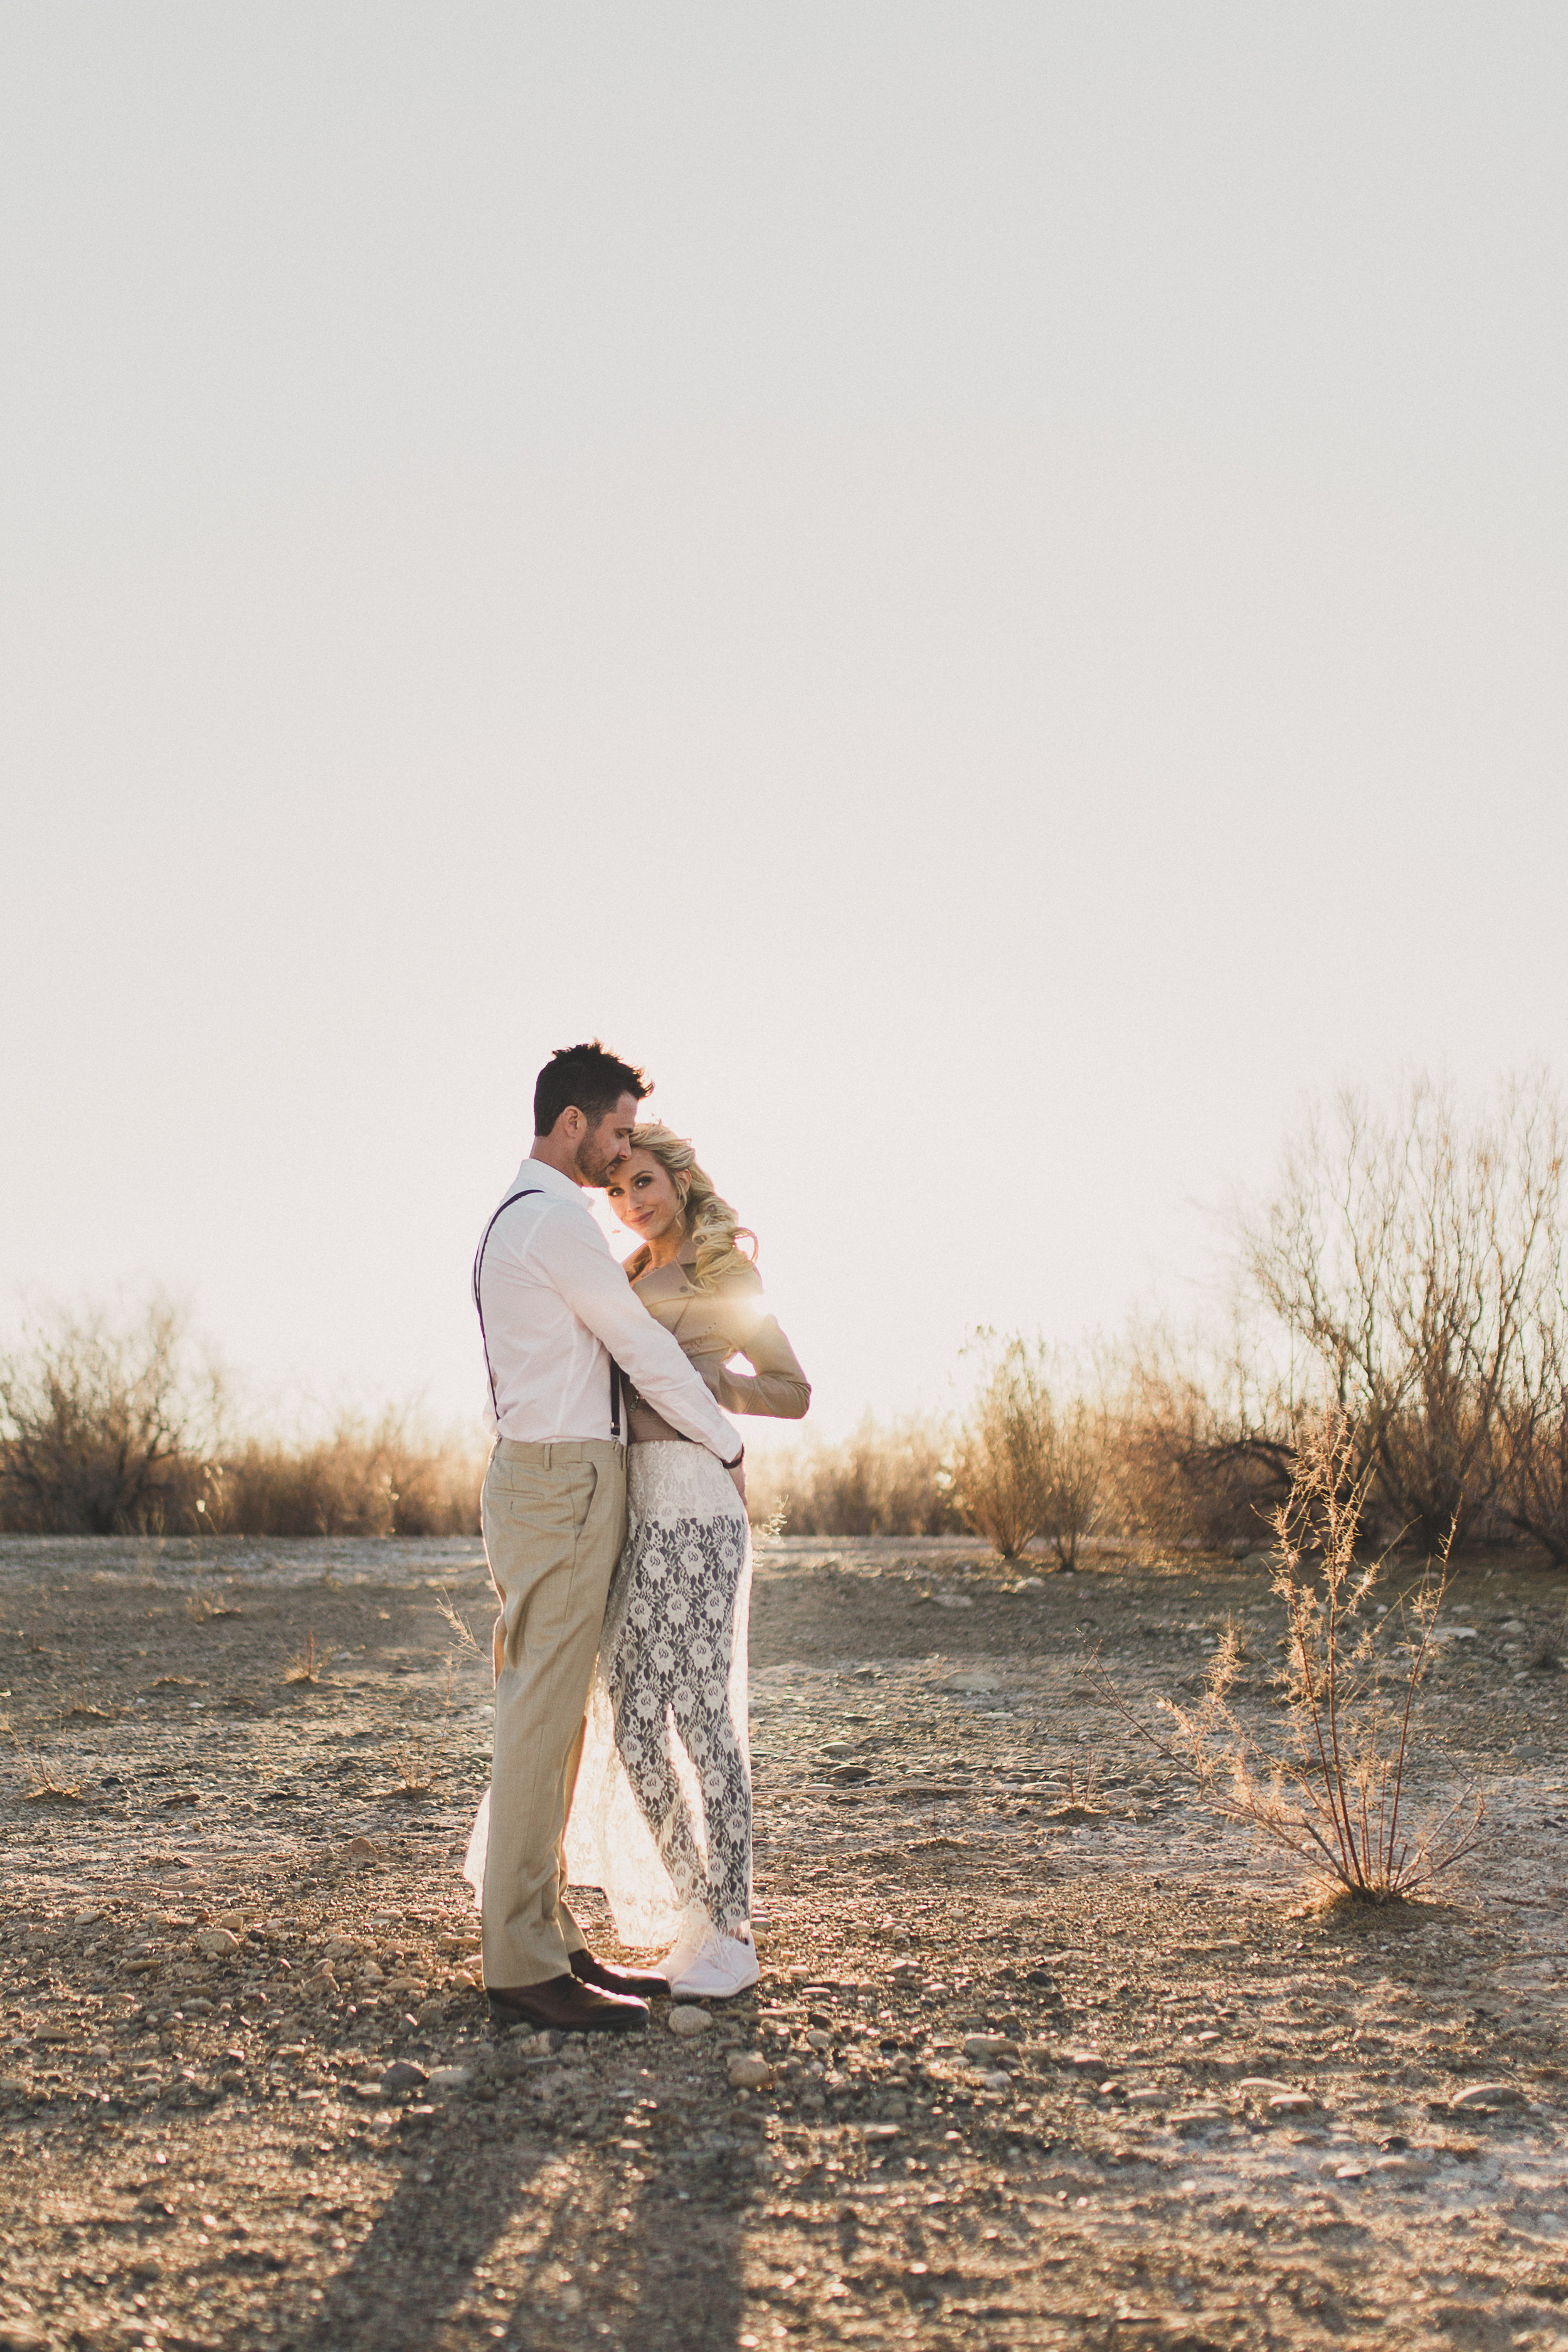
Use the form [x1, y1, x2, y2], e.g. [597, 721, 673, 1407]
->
[623, 1250, 811, 1444]
[475, 1162, 741, 1457]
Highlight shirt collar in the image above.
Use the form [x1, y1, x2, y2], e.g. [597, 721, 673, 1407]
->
[509, 1157, 589, 1207]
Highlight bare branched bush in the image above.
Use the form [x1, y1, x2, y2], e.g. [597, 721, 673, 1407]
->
[949, 1335, 1105, 1565]
[1093, 1413, 1483, 1903]
[1242, 1075, 1563, 1552]
[0, 1296, 223, 1535]
[746, 1414, 961, 1537]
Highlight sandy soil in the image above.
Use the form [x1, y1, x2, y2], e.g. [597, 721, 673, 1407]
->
[2, 1531, 1567, 2352]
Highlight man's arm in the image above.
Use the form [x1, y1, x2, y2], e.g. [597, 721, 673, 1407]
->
[541, 1209, 744, 1462]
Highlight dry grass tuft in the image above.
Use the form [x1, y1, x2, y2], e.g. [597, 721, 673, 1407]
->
[391, 1737, 438, 1797]
[283, 1631, 330, 1685]
[64, 1675, 117, 1721]
[11, 1732, 87, 1803]
[1527, 1621, 1564, 1672]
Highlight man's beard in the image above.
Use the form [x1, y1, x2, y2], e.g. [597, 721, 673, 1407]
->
[574, 1134, 623, 1188]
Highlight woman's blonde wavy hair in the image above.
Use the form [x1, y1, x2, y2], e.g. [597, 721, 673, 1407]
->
[620, 1123, 758, 1292]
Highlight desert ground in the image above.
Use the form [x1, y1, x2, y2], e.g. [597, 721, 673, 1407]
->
[2, 1531, 1566, 2352]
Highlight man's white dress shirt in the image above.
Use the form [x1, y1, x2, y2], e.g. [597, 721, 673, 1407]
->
[475, 1157, 741, 1456]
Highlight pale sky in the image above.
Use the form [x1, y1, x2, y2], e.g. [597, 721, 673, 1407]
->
[3, 6, 1565, 1444]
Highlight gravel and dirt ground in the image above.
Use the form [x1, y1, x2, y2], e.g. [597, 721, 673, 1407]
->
[3, 1531, 1567, 2352]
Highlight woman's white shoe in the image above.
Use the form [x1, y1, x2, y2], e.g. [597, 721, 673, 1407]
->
[655, 1914, 710, 1988]
[669, 1929, 760, 2001]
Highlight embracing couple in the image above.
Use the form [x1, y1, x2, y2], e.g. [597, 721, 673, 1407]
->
[463, 1041, 810, 2035]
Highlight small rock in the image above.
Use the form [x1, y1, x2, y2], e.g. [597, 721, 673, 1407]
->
[379, 2060, 430, 2096]
[943, 1671, 999, 1693]
[805, 2029, 834, 2052]
[427, 2066, 472, 2092]
[727, 2052, 773, 2090]
[981, 2069, 1012, 2090]
[962, 2033, 1010, 2062]
[1450, 2082, 1527, 2111]
[196, 1928, 241, 1959]
[1268, 2092, 1316, 2114]
[357, 1961, 385, 1984]
[669, 2006, 712, 2037]
[346, 1836, 383, 1858]
[217, 1910, 248, 1933]
[1063, 2050, 1108, 2077]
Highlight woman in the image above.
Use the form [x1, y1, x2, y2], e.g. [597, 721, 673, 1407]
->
[565, 1123, 810, 2000]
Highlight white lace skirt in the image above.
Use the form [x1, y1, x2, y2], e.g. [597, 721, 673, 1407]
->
[464, 1443, 753, 1950]
[566, 1441, 753, 1946]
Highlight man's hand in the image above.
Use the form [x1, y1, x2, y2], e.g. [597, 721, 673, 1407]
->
[728, 1461, 748, 1507]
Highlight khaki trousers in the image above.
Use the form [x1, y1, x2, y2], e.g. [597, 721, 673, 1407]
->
[480, 1437, 627, 1988]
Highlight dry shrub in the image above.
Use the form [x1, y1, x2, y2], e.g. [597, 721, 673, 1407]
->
[1094, 1412, 1483, 1903]
[746, 1414, 961, 1538]
[0, 1296, 223, 1535]
[950, 1335, 1105, 1565]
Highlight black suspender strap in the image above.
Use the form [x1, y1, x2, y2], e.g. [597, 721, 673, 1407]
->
[473, 1191, 540, 1421]
[472, 1189, 625, 1442]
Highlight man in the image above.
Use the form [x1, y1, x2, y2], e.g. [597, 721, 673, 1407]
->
[472, 1041, 747, 2033]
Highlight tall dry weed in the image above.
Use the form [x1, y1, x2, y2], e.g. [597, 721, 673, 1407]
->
[1093, 1412, 1483, 1902]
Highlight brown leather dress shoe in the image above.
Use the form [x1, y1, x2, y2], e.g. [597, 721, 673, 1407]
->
[571, 1949, 670, 1998]
[486, 1972, 648, 2033]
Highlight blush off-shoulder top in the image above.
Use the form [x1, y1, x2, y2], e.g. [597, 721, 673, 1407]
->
[623, 1243, 811, 1445]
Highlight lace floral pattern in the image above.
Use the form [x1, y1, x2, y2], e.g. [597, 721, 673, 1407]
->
[564, 1443, 753, 1945]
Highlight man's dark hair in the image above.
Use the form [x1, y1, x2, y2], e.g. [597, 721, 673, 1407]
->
[533, 1041, 650, 1137]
